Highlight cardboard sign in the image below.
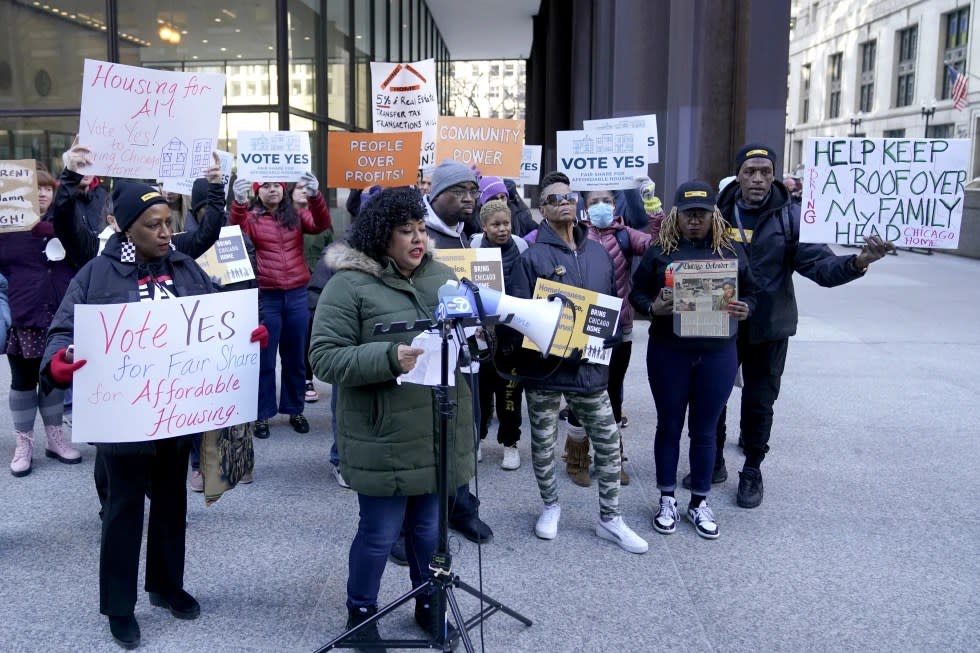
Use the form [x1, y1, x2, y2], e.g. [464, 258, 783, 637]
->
[196, 226, 256, 286]
[0, 160, 41, 232]
[556, 128, 648, 191]
[518, 145, 542, 186]
[523, 279, 621, 365]
[583, 114, 659, 164]
[236, 131, 312, 183]
[801, 137, 969, 248]
[435, 117, 525, 178]
[327, 131, 422, 188]
[78, 59, 225, 180]
[162, 150, 233, 196]
[371, 59, 439, 169]
[432, 247, 504, 292]
[72, 289, 260, 443]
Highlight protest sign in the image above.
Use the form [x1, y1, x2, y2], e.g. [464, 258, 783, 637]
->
[518, 145, 542, 186]
[0, 160, 41, 232]
[236, 131, 312, 182]
[556, 128, 648, 191]
[801, 137, 969, 248]
[327, 131, 422, 188]
[435, 117, 525, 178]
[523, 279, 621, 365]
[671, 259, 739, 338]
[78, 59, 225, 180]
[432, 247, 504, 292]
[371, 59, 438, 169]
[583, 114, 659, 163]
[71, 289, 259, 443]
[196, 226, 256, 286]
[162, 150, 233, 196]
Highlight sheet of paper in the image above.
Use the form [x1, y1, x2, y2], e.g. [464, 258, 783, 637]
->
[397, 330, 458, 387]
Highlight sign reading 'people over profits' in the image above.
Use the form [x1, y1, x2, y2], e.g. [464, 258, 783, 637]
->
[0, 160, 41, 233]
[327, 131, 422, 188]
[801, 137, 969, 249]
[78, 59, 225, 180]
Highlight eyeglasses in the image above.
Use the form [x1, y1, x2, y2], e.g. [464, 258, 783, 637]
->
[543, 192, 579, 206]
[445, 186, 480, 199]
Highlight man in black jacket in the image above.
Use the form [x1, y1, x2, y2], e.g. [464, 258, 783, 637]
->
[712, 143, 893, 508]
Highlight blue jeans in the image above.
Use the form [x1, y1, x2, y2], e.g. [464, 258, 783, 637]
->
[646, 342, 737, 496]
[347, 493, 438, 608]
[258, 288, 309, 420]
[329, 384, 339, 467]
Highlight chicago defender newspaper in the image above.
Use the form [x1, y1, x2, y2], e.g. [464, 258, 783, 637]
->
[671, 259, 738, 338]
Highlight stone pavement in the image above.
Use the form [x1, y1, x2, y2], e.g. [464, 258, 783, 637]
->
[1, 247, 978, 652]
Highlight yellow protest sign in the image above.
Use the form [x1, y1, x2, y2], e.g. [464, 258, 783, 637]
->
[0, 160, 41, 233]
[523, 278, 621, 365]
[195, 226, 256, 286]
[431, 247, 503, 292]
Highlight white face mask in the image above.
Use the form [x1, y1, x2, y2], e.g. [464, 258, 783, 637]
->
[587, 202, 614, 228]
[44, 238, 66, 262]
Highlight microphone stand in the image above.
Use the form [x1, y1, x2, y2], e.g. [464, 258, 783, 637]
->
[315, 314, 532, 653]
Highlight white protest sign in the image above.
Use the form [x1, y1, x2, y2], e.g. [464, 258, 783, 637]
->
[236, 131, 312, 182]
[801, 137, 969, 248]
[72, 289, 259, 443]
[79, 59, 225, 180]
[0, 160, 41, 232]
[518, 145, 542, 186]
[196, 226, 256, 286]
[556, 128, 648, 191]
[371, 59, 438, 169]
[162, 150, 233, 196]
[583, 114, 659, 164]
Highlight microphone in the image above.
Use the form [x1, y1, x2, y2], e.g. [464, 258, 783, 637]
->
[436, 281, 475, 320]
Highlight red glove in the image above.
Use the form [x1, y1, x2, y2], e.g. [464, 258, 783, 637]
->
[250, 325, 269, 349]
[50, 347, 87, 385]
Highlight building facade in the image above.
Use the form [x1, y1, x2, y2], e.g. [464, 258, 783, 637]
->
[787, 0, 978, 174]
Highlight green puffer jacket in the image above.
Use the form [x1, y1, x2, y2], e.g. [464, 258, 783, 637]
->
[309, 243, 474, 496]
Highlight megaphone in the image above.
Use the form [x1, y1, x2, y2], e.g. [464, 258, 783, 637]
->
[439, 280, 563, 355]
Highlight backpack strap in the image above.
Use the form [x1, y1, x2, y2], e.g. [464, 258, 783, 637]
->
[615, 228, 631, 259]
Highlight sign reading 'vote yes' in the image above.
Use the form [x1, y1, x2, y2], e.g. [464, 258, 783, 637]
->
[236, 131, 312, 182]
[72, 290, 259, 443]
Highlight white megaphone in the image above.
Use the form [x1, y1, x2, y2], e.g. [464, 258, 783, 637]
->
[440, 280, 564, 355]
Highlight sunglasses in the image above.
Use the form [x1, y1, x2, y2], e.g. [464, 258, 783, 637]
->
[543, 192, 579, 206]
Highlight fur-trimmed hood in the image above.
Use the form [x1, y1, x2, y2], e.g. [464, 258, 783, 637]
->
[323, 241, 433, 279]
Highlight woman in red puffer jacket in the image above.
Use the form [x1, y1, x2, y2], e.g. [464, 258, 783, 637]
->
[230, 172, 331, 438]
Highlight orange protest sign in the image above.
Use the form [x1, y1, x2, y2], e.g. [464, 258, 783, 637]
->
[327, 131, 422, 188]
[435, 117, 525, 177]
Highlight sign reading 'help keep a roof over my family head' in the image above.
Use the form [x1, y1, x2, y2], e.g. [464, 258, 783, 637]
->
[79, 59, 225, 180]
[801, 137, 970, 249]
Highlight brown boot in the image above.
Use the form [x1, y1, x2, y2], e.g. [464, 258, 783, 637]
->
[563, 431, 593, 487]
[619, 438, 630, 486]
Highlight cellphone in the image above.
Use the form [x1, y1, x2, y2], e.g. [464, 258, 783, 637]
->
[66, 345, 75, 356]
[660, 288, 673, 300]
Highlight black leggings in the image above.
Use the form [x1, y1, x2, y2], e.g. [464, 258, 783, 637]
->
[8, 354, 41, 391]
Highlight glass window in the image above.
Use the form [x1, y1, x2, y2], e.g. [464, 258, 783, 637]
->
[827, 52, 842, 119]
[895, 26, 917, 107]
[942, 8, 969, 100]
[355, 0, 372, 129]
[926, 123, 954, 138]
[401, 0, 411, 61]
[859, 41, 875, 113]
[289, 0, 318, 116]
[390, 0, 402, 61]
[327, 0, 350, 124]
[374, 0, 388, 61]
[882, 128, 906, 138]
[800, 63, 811, 123]
[0, 118, 78, 174]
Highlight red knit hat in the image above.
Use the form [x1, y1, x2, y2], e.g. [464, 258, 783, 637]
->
[252, 181, 286, 196]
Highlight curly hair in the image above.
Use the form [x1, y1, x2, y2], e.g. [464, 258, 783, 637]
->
[349, 186, 426, 262]
[479, 198, 510, 223]
[657, 206, 737, 257]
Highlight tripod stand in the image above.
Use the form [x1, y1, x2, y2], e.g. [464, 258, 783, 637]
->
[315, 314, 532, 653]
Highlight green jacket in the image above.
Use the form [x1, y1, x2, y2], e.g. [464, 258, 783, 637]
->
[309, 243, 474, 496]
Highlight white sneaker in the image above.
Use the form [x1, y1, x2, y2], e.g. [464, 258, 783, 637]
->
[596, 516, 648, 554]
[534, 504, 561, 540]
[686, 501, 720, 539]
[501, 445, 520, 470]
[332, 465, 350, 489]
[652, 496, 678, 534]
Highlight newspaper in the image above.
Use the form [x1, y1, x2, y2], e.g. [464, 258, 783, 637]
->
[671, 259, 739, 338]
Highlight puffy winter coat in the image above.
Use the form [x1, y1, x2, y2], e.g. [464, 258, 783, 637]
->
[509, 220, 616, 394]
[309, 243, 474, 496]
[229, 192, 331, 290]
[41, 234, 215, 456]
[582, 215, 653, 334]
[716, 180, 863, 344]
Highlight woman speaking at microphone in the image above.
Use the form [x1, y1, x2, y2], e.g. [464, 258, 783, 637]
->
[309, 186, 474, 647]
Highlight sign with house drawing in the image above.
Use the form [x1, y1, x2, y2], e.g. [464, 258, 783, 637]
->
[556, 127, 648, 190]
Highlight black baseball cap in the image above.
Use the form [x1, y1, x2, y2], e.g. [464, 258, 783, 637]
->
[674, 180, 716, 212]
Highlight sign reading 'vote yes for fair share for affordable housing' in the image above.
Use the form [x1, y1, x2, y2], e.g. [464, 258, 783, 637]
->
[801, 137, 969, 249]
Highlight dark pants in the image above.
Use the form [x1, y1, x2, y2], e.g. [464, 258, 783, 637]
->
[99, 437, 191, 616]
[347, 492, 438, 609]
[647, 342, 737, 496]
[606, 341, 632, 423]
[716, 335, 789, 469]
[477, 362, 522, 446]
[258, 288, 309, 420]
[449, 372, 481, 522]
[305, 310, 316, 383]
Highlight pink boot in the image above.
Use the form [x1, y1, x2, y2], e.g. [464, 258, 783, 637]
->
[44, 424, 81, 465]
[10, 431, 33, 477]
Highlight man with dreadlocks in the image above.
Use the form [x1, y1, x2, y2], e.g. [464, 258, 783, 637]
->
[710, 143, 894, 509]
[630, 181, 755, 539]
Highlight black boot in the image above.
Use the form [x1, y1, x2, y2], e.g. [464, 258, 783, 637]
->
[108, 614, 140, 650]
[681, 456, 727, 489]
[736, 466, 764, 508]
[415, 598, 459, 648]
[345, 605, 386, 653]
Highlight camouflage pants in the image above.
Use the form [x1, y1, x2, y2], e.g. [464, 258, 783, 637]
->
[525, 389, 621, 519]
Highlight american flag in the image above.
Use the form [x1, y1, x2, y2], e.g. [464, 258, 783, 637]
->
[949, 65, 968, 111]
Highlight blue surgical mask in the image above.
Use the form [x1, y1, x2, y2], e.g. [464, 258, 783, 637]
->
[587, 202, 614, 228]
